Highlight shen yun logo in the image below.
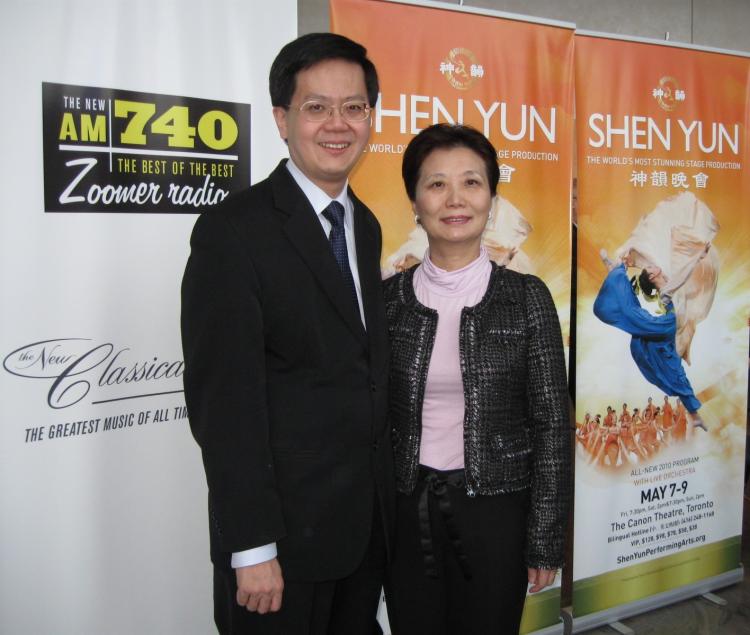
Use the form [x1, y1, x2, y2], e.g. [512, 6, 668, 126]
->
[440, 48, 484, 91]
[3, 338, 184, 409]
[653, 76, 686, 112]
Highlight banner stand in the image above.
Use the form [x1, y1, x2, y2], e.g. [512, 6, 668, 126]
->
[532, 622, 564, 635]
[571, 567, 743, 633]
[572, 25, 749, 633]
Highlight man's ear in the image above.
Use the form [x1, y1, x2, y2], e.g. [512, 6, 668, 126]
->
[272, 107, 288, 143]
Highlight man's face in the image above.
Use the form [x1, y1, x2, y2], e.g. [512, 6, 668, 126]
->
[273, 59, 371, 198]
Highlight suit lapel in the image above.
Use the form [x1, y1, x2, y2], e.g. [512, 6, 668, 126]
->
[271, 163, 367, 346]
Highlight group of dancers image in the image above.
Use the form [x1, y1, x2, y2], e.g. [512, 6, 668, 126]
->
[576, 396, 700, 468]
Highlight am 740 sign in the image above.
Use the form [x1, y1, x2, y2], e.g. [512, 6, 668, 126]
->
[42, 82, 251, 213]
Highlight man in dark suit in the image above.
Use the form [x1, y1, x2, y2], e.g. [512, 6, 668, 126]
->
[181, 33, 393, 634]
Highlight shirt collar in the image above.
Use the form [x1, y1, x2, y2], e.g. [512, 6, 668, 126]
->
[285, 158, 350, 216]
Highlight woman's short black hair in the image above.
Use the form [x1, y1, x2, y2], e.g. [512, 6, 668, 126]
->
[402, 124, 499, 201]
[269, 33, 379, 108]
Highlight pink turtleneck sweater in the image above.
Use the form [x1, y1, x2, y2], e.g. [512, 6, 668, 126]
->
[413, 248, 492, 470]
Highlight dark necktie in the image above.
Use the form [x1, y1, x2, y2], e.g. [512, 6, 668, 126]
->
[322, 201, 359, 310]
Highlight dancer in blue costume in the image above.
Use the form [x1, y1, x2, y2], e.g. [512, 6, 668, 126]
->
[594, 251, 707, 430]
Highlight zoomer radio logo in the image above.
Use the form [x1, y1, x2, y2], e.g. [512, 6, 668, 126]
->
[42, 83, 251, 213]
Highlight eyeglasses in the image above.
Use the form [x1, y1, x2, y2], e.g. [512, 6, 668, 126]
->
[292, 100, 371, 122]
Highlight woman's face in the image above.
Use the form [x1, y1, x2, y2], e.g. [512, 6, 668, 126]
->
[645, 265, 667, 289]
[412, 146, 492, 254]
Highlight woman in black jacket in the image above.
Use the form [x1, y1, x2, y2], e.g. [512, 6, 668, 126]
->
[384, 124, 571, 635]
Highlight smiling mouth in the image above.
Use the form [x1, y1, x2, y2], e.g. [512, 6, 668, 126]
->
[442, 215, 471, 224]
[319, 142, 350, 150]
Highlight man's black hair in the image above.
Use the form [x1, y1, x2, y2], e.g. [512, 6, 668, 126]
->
[269, 32, 379, 108]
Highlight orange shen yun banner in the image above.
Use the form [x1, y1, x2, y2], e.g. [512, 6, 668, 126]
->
[573, 33, 750, 619]
[332, 1, 574, 632]
[331, 0, 575, 347]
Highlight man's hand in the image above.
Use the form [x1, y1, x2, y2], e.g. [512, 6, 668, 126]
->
[235, 558, 284, 613]
[527, 567, 557, 593]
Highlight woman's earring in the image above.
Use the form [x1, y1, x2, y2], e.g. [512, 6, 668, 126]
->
[414, 214, 421, 225]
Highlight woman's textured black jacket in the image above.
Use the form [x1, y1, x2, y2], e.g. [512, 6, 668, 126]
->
[384, 262, 571, 569]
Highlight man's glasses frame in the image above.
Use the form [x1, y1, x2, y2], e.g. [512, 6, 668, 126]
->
[291, 100, 371, 122]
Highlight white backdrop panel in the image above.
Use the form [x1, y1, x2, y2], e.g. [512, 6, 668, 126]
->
[0, 2, 296, 633]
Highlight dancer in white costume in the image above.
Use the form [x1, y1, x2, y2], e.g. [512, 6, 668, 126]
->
[613, 191, 720, 365]
[596, 192, 719, 431]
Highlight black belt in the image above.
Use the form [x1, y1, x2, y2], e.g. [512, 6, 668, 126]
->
[417, 466, 473, 580]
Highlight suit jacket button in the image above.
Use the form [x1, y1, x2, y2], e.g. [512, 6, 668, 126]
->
[370, 382, 377, 392]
